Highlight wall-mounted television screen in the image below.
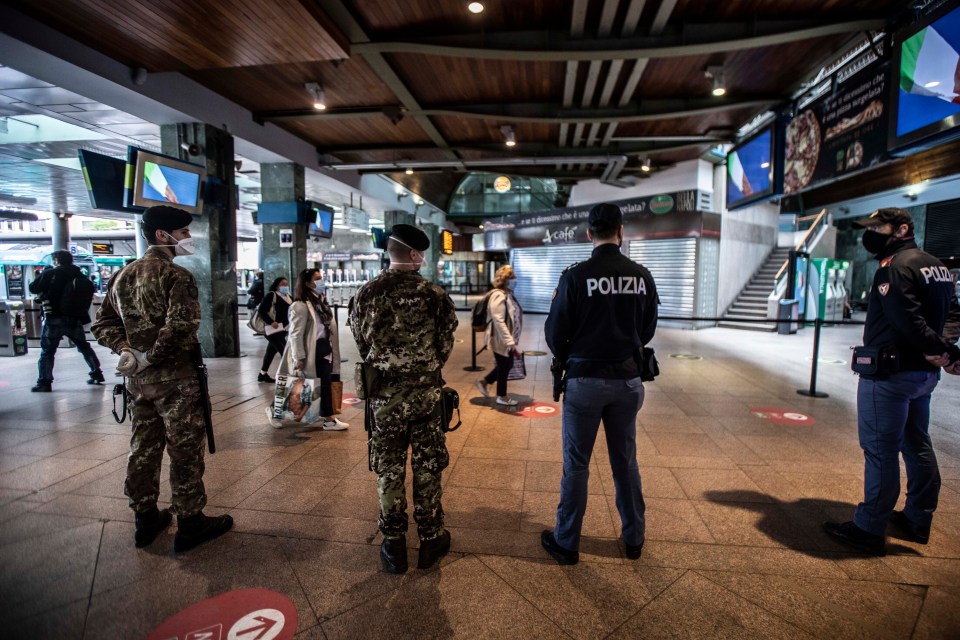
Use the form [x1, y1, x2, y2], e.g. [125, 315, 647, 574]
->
[726, 127, 775, 210]
[308, 202, 335, 239]
[370, 227, 388, 250]
[130, 149, 206, 215]
[890, 0, 960, 153]
[77, 149, 142, 213]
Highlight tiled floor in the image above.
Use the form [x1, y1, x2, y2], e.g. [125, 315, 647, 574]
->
[1, 312, 958, 639]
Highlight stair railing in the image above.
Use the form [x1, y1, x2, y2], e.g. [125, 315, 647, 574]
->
[767, 209, 831, 320]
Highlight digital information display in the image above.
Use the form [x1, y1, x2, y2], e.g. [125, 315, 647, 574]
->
[726, 128, 773, 209]
[141, 161, 201, 207]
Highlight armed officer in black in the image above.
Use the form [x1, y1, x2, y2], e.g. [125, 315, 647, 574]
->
[825, 208, 960, 556]
[541, 203, 658, 565]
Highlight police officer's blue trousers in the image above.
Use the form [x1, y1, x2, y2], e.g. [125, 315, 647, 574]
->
[854, 370, 941, 535]
[37, 317, 101, 384]
[554, 376, 645, 551]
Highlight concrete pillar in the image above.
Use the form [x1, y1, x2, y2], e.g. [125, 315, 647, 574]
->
[134, 214, 148, 258]
[260, 163, 307, 289]
[50, 213, 70, 251]
[160, 123, 239, 358]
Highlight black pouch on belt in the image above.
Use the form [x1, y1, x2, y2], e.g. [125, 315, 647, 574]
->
[851, 346, 900, 377]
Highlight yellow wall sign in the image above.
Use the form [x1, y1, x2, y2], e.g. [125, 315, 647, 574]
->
[493, 176, 511, 193]
[441, 230, 454, 255]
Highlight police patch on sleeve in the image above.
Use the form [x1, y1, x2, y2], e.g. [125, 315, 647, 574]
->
[878, 283, 890, 296]
[187, 284, 199, 299]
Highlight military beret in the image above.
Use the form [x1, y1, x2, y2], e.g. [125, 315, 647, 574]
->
[389, 223, 430, 251]
[142, 205, 192, 232]
[588, 203, 623, 231]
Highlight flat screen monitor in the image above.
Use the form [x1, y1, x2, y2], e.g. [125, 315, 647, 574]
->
[78, 149, 142, 213]
[308, 203, 335, 239]
[726, 127, 775, 210]
[890, 0, 960, 153]
[131, 149, 206, 215]
[370, 227, 388, 250]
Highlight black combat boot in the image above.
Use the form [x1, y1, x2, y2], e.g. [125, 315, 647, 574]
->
[380, 535, 408, 574]
[31, 382, 52, 392]
[173, 512, 234, 552]
[134, 507, 172, 548]
[823, 521, 886, 556]
[417, 530, 451, 569]
[889, 510, 930, 544]
[87, 370, 105, 385]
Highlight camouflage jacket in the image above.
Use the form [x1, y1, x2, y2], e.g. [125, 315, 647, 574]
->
[92, 247, 200, 382]
[350, 269, 458, 384]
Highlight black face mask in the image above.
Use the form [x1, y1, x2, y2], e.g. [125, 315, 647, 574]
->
[861, 229, 891, 255]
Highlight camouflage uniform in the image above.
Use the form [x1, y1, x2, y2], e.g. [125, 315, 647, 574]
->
[92, 247, 207, 517]
[350, 269, 458, 541]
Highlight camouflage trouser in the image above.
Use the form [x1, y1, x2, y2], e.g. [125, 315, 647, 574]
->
[369, 384, 449, 541]
[125, 376, 207, 517]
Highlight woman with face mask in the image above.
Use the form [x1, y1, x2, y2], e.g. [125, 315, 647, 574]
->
[476, 265, 524, 406]
[267, 268, 349, 430]
[256, 277, 292, 383]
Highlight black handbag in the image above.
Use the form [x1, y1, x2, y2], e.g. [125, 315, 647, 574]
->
[851, 346, 899, 377]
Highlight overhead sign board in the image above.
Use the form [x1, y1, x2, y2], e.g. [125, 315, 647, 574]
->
[91, 242, 114, 255]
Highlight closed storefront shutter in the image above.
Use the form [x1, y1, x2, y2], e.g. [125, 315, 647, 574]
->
[924, 199, 960, 261]
[511, 244, 594, 313]
[628, 238, 697, 319]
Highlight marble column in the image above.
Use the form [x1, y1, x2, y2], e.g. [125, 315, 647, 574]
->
[260, 163, 307, 288]
[133, 214, 148, 258]
[160, 123, 239, 358]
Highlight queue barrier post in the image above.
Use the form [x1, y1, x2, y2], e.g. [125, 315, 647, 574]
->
[463, 328, 485, 372]
[797, 317, 829, 398]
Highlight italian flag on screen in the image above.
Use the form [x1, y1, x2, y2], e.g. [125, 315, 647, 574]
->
[900, 25, 960, 104]
[727, 151, 752, 196]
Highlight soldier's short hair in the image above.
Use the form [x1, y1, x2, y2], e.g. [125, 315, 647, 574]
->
[52, 250, 73, 266]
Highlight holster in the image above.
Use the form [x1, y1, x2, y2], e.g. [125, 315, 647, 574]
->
[851, 345, 900, 378]
[550, 357, 567, 402]
[638, 346, 660, 382]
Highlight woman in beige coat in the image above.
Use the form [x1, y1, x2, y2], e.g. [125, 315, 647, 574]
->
[476, 265, 523, 406]
[266, 268, 349, 430]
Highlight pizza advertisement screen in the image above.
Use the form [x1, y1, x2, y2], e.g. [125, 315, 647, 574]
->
[726, 128, 774, 209]
[784, 61, 889, 195]
[890, 0, 960, 152]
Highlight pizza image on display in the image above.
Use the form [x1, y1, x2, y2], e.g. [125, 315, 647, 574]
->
[824, 100, 884, 141]
[784, 110, 820, 193]
[846, 141, 864, 169]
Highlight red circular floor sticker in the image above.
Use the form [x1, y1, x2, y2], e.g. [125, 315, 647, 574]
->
[147, 588, 297, 640]
[499, 401, 559, 418]
[751, 407, 816, 426]
[341, 392, 362, 406]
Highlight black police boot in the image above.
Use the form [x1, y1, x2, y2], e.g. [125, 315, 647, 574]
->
[823, 521, 886, 556]
[624, 540, 644, 560]
[31, 382, 52, 392]
[541, 530, 579, 565]
[134, 507, 172, 548]
[87, 370, 105, 385]
[417, 530, 451, 570]
[889, 510, 930, 544]
[380, 535, 408, 574]
[173, 512, 234, 552]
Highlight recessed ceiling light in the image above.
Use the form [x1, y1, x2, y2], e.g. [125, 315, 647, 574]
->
[405, 168, 414, 175]
[305, 82, 326, 110]
[468, 2, 484, 14]
[640, 158, 651, 172]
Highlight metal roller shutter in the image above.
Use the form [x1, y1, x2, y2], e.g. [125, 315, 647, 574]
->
[511, 244, 594, 312]
[628, 239, 697, 319]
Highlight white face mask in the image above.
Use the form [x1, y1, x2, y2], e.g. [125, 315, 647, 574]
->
[390, 250, 425, 268]
[159, 232, 196, 256]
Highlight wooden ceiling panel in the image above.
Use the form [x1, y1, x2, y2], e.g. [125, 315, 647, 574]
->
[614, 109, 757, 138]
[389, 54, 565, 105]
[8, 0, 348, 71]
[671, 0, 905, 23]
[286, 116, 433, 149]
[333, 149, 458, 164]
[345, 0, 568, 38]
[431, 117, 557, 145]
[187, 57, 399, 113]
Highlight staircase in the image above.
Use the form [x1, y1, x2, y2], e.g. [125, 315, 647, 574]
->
[719, 247, 792, 331]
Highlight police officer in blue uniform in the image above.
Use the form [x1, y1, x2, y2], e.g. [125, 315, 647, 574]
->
[541, 202, 658, 564]
[825, 208, 960, 555]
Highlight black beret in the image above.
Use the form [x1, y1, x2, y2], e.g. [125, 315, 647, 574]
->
[142, 205, 192, 232]
[389, 223, 430, 251]
[588, 203, 623, 231]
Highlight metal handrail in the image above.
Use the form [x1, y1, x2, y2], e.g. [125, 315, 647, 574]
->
[774, 208, 830, 281]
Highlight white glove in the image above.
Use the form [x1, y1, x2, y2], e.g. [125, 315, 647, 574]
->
[116, 348, 151, 377]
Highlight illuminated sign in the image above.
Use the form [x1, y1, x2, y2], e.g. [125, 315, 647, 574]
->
[91, 242, 114, 255]
[493, 176, 511, 193]
[441, 230, 454, 255]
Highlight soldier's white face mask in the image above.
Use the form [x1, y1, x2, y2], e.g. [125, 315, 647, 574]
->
[159, 231, 196, 256]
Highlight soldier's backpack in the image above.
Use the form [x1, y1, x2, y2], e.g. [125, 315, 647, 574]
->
[57, 272, 96, 321]
[471, 290, 495, 332]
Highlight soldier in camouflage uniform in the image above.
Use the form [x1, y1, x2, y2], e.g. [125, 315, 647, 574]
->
[92, 205, 232, 552]
[350, 224, 458, 573]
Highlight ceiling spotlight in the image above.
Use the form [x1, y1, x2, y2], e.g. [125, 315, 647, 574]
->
[305, 82, 326, 110]
[405, 168, 414, 175]
[705, 66, 726, 97]
[640, 158, 651, 172]
[468, 2, 484, 14]
[500, 124, 517, 147]
[415, 197, 425, 205]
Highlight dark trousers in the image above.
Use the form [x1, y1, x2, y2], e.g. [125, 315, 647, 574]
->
[260, 331, 288, 372]
[315, 339, 334, 418]
[37, 317, 101, 384]
[484, 352, 513, 397]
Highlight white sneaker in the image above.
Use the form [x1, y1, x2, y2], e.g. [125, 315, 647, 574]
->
[265, 406, 283, 429]
[496, 395, 518, 407]
[322, 417, 349, 431]
[475, 379, 491, 398]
